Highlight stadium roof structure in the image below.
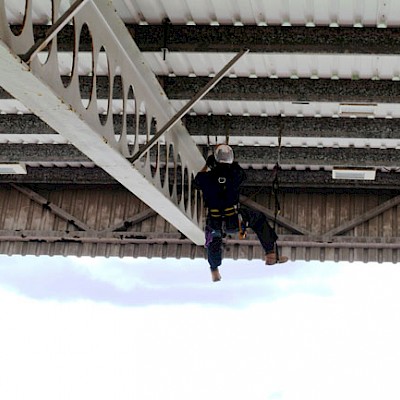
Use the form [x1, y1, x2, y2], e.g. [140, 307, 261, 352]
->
[1, 0, 400, 263]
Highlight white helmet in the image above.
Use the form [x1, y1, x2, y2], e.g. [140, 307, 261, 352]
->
[214, 144, 234, 164]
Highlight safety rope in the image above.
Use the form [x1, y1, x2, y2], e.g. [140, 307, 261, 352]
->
[162, 18, 171, 61]
[272, 167, 281, 231]
[272, 123, 283, 258]
[272, 124, 283, 225]
[224, 115, 230, 145]
[206, 114, 214, 156]
[206, 115, 231, 151]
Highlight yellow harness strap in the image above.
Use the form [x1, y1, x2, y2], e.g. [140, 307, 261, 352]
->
[209, 206, 237, 218]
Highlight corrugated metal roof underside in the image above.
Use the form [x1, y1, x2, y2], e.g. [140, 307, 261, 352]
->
[7, 0, 400, 26]
[116, 0, 400, 27]
[145, 53, 400, 80]
[3, 98, 400, 119]
[35, 52, 400, 80]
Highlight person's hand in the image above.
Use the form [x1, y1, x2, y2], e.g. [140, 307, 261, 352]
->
[206, 154, 217, 169]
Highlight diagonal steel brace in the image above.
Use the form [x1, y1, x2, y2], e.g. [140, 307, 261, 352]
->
[130, 49, 249, 163]
[21, 0, 90, 63]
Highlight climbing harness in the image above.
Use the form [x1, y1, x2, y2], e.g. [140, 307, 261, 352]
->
[209, 205, 238, 218]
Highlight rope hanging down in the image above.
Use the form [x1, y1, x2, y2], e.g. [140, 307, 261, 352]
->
[206, 114, 231, 154]
[272, 124, 283, 227]
[272, 123, 283, 257]
[224, 115, 231, 145]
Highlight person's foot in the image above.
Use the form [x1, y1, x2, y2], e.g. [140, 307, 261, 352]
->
[265, 252, 289, 265]
[211, 268, 222, 282]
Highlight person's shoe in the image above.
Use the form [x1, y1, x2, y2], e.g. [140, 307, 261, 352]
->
[265, 253, 289, 265]
[211, 268, 222, 282]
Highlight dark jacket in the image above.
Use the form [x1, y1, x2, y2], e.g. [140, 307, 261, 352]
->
[195, 161, 246, 210]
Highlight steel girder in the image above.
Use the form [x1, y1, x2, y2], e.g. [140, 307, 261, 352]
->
[2, 75, 400, 102]
[0, 0, 207, 244]
[2, 114, 400, 139]
[2, 114, 400, 153]
[2, 143, 400, 169]
[3, 168, 400, 190]
[27, 24, 400, 55]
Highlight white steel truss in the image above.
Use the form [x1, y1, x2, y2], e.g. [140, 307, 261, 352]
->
[0, 0, 210, 244]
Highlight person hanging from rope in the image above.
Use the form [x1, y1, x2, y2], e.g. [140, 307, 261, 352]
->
[195, 144, 288, 282]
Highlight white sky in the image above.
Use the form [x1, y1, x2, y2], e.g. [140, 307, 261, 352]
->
[0, 255, 400, 400]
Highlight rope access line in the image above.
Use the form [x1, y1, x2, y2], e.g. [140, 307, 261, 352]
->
[271, 122, 284, 258]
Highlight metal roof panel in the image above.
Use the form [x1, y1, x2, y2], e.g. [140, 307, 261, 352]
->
[110, 0, 400, 26]
[6, 0, 400, 26]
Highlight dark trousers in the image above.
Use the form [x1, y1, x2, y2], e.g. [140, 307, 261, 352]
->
[205, 205, 278, 270]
